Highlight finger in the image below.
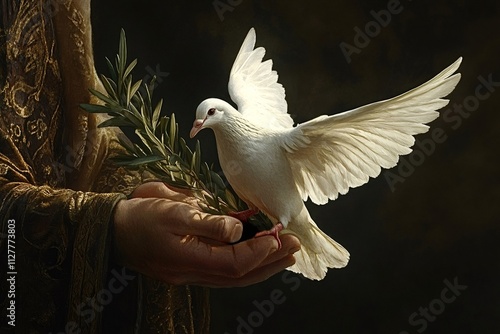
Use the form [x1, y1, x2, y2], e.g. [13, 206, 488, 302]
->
[225, 254, 296, 287]
[233, 254, 297, 287]
[136, 198, 240, 243]
[177, 234, 280, 279]
[187, 254, 296, 288]
[258, 234, 301, 267]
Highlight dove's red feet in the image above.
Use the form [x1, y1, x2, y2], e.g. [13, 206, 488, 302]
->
[255, 223, 284, 249]
[228, 208, 259, 222]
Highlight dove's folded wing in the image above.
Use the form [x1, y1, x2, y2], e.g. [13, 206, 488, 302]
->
[282, 58, 462, 205]
[228, 28, 293, 129]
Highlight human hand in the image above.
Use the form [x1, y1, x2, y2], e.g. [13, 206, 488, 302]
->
[113, 182, 301, 287]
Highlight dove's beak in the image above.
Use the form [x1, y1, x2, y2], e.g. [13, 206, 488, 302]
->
[190, 119, 205, 138]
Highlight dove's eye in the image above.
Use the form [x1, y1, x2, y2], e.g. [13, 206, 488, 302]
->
[207, 108, 216, 116]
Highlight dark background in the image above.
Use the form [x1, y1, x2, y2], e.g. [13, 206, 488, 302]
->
[91, 1, 499, 333]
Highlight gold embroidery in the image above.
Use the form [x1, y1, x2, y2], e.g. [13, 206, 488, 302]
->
[4, 0, 55, 119]
[0, 163, 8, 175]
[27, 118, 48, 140]
[9, 123, 21, 139]
[43, 164, 52, 176]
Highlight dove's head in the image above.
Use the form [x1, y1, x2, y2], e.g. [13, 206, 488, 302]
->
[190, 98, 237, 138]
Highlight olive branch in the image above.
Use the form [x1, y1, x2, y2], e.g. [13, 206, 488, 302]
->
[80, 29, 272, 232]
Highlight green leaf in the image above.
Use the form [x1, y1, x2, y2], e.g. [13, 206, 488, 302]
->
[203, 193, 219, 211]
[164, 165, 181, 173]
[200, 162, 211, 184]
[168, 153, 189, 169]
[115, 54, 122, 79]
[190, 150, 198, 173]
[105, 57, 117, 81]
[112, 105, 143, 129]
[116, 135, 137, 155]
[158, 116, 168, 143]
[225, 188, 238, 210]
[99, 75, 115, 99]
[210, 171, 226, 190]
[130, 79, 142, 99]
[88, 88, 117, 107]
[143, 81, 153, 115]
[124, 58, 137, 78]
[152, 99, 163, 129]
[135, 130, 153, 154]
[198, 203, 219, 215]
[179, 137, 193, 161]
[97, 117, 134, 128]
[126, 76, 132, 106]
[119, 29, 127, 73]
[166, 178, 191, 189]
[79, 103, 109, 114]
[114, 155, 164, 166]
[193, 141, 201, 174]
[148, 76, 157, 94]
[169, 113, 177, 150]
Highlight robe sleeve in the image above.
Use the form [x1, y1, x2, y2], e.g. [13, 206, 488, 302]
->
[0, 0, 128, 330]
[0, 179, 125, 332]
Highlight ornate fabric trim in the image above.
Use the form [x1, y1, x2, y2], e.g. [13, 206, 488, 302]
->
[0, 181, 125, 332]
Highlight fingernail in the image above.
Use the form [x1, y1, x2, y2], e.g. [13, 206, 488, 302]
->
[288, 246, 300, 254]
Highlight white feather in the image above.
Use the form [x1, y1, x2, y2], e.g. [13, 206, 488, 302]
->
[228, 28, 293, 129]
[283, 58, 462, 204]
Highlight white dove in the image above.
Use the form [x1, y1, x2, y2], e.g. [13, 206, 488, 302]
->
[189, 28, 462, 280]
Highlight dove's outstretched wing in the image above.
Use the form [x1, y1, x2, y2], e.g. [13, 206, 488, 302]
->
[228, 28, 293, 129]
[282, 58, 462, 205]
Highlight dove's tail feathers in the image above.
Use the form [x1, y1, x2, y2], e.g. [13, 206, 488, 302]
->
[285, 218, 349, 280]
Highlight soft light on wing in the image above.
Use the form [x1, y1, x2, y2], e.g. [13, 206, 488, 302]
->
[282, 58, 462, 204]
[228, 28, 293, 129]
